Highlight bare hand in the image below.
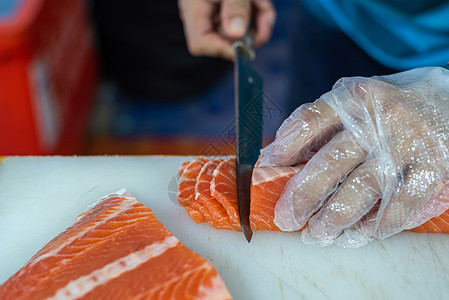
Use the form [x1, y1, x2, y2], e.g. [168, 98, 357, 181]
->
[178, 0, 276, 60]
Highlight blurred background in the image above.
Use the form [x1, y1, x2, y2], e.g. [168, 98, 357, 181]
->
[0, 0, 295, 156]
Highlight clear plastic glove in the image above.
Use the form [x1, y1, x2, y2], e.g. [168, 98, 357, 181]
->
[178, 0, 276, 60]
[258, 67, 449, 247]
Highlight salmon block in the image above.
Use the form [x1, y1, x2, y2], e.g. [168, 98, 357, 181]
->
[178, 157, 449, 235]
[0, 190, 232, 300]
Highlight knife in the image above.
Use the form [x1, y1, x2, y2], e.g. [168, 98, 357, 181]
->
[233, 34, 263, 242]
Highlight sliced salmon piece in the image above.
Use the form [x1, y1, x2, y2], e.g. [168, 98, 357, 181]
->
[0, 190, 232, 300]
[195, 159, 235, 230]
[210, 158, 242, 230]
[178, 160, 191, 175]
[177, 157, 210, 224]
[250, 166, 304, 231]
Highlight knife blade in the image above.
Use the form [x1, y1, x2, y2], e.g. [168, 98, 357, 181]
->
[233, 37, 263, 242]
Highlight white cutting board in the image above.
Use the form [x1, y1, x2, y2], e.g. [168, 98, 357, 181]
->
[0, 156, 448, 299]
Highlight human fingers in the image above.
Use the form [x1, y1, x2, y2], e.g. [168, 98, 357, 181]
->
[179, 0, 234, 60]
[258, 100, 342, 167]
[252, 0, 276, 46]
[305, 159, 382, 242]
[221, 0, 251, 38]
[273, 130, 367, 231]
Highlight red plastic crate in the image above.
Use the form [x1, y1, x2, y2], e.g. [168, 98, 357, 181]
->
[0, 0, 98, 155]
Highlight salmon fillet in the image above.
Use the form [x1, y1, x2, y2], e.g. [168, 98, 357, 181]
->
[0, 190, 232, 300]
[178, 157, 449, 234]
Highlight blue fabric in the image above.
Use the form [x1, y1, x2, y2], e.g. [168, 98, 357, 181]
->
[302, 0, 449, 70]
[286, 0, 395, 110]
[0, 0, 22, 19]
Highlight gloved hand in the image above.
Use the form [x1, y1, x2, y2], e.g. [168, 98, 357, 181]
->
[258, 67, 449, 247]
[178, 0, 276, 60]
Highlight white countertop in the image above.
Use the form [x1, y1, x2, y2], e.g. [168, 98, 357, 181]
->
[1, 156, 448, 299]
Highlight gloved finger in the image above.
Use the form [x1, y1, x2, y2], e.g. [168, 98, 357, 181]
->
[363, 88, 449, 239]
[258, 100, 342, 167]
[332, 223, 373, 248]
[179, 0, 234, 60]
[366, 161, 443, 239]
[274, 130, 367, 231]
[221, 0, 251, 38]
[252, 0, 276, 47]
[306, 159, 382, 242]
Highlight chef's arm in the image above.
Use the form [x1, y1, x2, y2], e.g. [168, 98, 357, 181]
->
[178, 0, 276, 60]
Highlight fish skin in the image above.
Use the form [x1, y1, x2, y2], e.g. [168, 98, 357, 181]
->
[0, 191, 232, 300]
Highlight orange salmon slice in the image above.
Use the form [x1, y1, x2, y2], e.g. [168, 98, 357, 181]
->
[0, 190, 232, 300]
[177, 157, 210, 224]
[210, 158, 242, 231]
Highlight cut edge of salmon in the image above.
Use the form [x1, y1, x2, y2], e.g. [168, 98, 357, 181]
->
[250, 167, 303, 232]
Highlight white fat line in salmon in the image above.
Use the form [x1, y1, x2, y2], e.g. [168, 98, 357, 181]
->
[251, 168, 284, 184]
[27, 196, 137, 267]
[210, 164, 235, 194]
[211, 168, 234, 182]
[252, 167, 304, 185]
[196, 274, 233, 300]
[179, 159, 205, 182]
[48, 236, 180, 300]
[78, 189, 132, 220]
[122, 262, 229, 300]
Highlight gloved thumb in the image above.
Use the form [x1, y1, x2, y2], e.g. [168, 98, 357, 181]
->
[221, 0, 251, 38]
